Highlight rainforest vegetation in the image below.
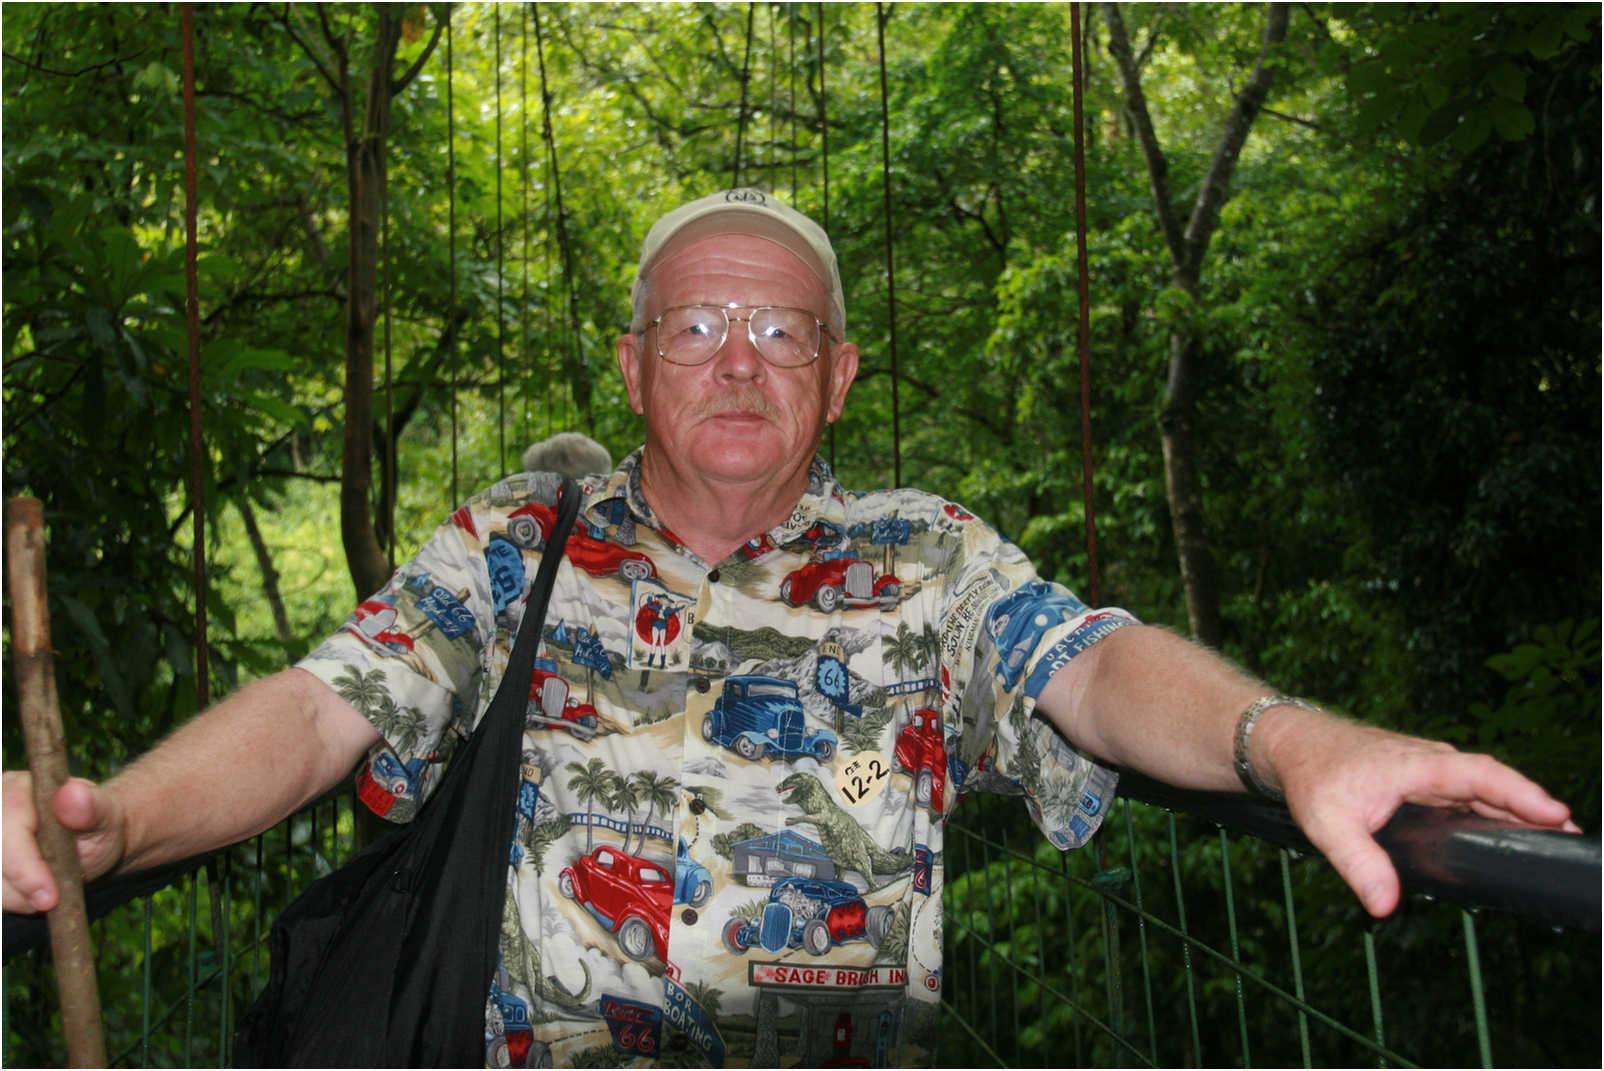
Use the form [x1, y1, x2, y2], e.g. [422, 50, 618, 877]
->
[3, 3, 1598, 1066]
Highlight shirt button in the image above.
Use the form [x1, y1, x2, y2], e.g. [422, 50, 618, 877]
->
[689, 797, 706, 815]
[681, 908, 699, 925]
[707, 568, 721, 583]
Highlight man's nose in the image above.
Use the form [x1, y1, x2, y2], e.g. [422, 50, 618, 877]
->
[711, 320, 764, 378]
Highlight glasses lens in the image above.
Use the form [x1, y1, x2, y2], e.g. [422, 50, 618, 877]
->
[656, 306, 726, 365]
[750, 307, 820, 367]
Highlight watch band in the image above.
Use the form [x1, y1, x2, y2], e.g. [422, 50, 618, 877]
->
[1232, 695, 1316, 802]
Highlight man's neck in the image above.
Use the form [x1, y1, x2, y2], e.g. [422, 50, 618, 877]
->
[637, 449, 813, 565]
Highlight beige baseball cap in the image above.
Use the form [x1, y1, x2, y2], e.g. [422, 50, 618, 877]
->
[631, 188, 845, 336]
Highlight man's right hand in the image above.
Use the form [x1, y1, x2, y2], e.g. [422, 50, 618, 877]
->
[3, 771, 128, 914]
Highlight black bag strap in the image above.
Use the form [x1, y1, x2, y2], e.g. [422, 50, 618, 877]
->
[499, 475, 582, 709]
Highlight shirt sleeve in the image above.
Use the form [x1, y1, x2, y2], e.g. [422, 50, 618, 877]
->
[295, 493, 512, 822]
[934, 513, 1135, 850]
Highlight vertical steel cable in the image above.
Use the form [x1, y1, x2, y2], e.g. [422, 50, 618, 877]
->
[141, 899, 153, 1065]
[1462, 911, 1493, 1067]
[1219, 829, 1252, 1067]
[382, 162, 394, 569]
[789, 3, 798, 201]
[769, 2, 779, 191]
[495, 5, 507, 475]
[538, 18, 555, 439]
[1095, 835, 1126, 1053]
[1070, 2, 1101, 606]
[520, 4, 532, 451]
[875, 3, 902, 487]
[817, 3, 834, 470]
[181, 2, 209, 710]
[1362, 928, 1388, 1067]
[447, 9, 459, 505]
[184, 877, 197, 1062]
[1124, 801, 1160, 1064]
[732, 3, 756, 188]
[1279, 850, 1312, 1067]
[1169, 815, 1203, 1064]
[1058, 845, 1087, 1064]
[533, 6, 587, 434]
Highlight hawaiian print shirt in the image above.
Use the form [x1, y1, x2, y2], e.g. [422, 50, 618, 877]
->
[298, 449, 1134, 1068]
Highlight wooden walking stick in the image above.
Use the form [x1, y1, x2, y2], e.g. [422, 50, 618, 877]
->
[6, 496, 108, 1068]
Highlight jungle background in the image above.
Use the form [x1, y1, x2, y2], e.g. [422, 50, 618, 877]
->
[2, 2, 1599, 1067]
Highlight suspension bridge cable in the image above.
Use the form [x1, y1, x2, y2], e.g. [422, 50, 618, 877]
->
[533, 6, 588, 434]
[789, 3, 798, 201]
[817, 2, 834, 470]
[181, 1, 209, 709]
[1070, 2, 1100, 605]
[875, 2, 903, 487]
[382, 159, 394, 569]
[446, 7, 459, 505]
[520, 3, 532, 452]
[495, 5, 507, 474]
[732, 3, 756, 187]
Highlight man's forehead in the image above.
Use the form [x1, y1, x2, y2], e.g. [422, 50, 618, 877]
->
[649, 233, 827, 307]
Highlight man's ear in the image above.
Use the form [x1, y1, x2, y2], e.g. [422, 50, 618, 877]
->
[825, 341, 859, 424]
[617, 332, 646, 416]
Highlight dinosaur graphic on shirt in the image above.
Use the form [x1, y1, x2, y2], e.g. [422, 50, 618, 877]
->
[777, 772, 912, 888]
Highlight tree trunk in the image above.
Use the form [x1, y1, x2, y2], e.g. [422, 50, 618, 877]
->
[1159, 314, 1223, 645]
[339, 12, 403, 600]
[1101, 2, 1289, 647]
[237, 499, 295, 647]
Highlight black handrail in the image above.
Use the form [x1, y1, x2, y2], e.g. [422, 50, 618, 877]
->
[3, 786, 357, 962]
[1119, 772, 1601, 933]
[6, 776, 1598, 962]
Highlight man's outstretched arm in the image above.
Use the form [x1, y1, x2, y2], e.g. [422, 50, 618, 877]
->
[1037, 624, 1578, 917]
[3, 667, 379, 914]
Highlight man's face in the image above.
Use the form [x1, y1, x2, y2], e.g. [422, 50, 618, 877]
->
[617, 233, 858, 489]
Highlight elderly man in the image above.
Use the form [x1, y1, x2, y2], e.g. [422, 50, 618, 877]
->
[4, 189, 1576, 1067]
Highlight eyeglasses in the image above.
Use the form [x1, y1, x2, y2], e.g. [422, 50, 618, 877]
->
[642, 304, 830, 368]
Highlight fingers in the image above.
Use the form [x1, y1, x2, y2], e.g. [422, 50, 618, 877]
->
[1437, 753, 1575, 828]
[2, 774, 126, 914]
[52, 777, 126, 884]
[1297, 803, 1402, 918]
[2, 770, 57, 913]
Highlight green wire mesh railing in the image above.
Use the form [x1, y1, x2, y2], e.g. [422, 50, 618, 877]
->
[2, 791, 359, 1068]
[2, 776, 1598, 1067]
[940, 779, 1600, 1068]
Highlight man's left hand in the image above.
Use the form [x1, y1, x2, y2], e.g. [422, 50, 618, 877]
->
[1257, 709, 1581, 917]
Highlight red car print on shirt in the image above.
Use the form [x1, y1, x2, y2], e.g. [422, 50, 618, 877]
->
[527, 658, 600, 741]
[505, 502, 657, 582]
[894, 707, 954, 810]
[780, 554, 901, 612]
[346, 599, 415, 654]
[559, 846, 673, 963]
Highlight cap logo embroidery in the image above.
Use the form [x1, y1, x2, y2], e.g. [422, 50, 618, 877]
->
[724, 188, 766, 205]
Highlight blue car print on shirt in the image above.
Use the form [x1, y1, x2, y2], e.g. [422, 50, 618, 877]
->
[984, 582, 1089, 691]
[702, 675, 838, 764]
[721, 877, 892, 956]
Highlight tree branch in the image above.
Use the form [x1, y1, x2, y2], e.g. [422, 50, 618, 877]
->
[237, 498, 296, 646]
[392, 11, 445, 94]
[1100, 3, 1187, 268]
[1260, 105, 1323, 132]
[277, 6, 340, 95]
[1181, 2, 1290, 277]
[0, 47, 148, 79]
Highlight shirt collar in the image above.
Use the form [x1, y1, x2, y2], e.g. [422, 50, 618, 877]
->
[585, 447, 848, 552]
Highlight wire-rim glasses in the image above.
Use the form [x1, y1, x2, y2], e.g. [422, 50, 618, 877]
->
[643, 304, 829, 368]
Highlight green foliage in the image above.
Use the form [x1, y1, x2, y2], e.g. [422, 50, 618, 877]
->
[1, 2, 1597, 1065]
